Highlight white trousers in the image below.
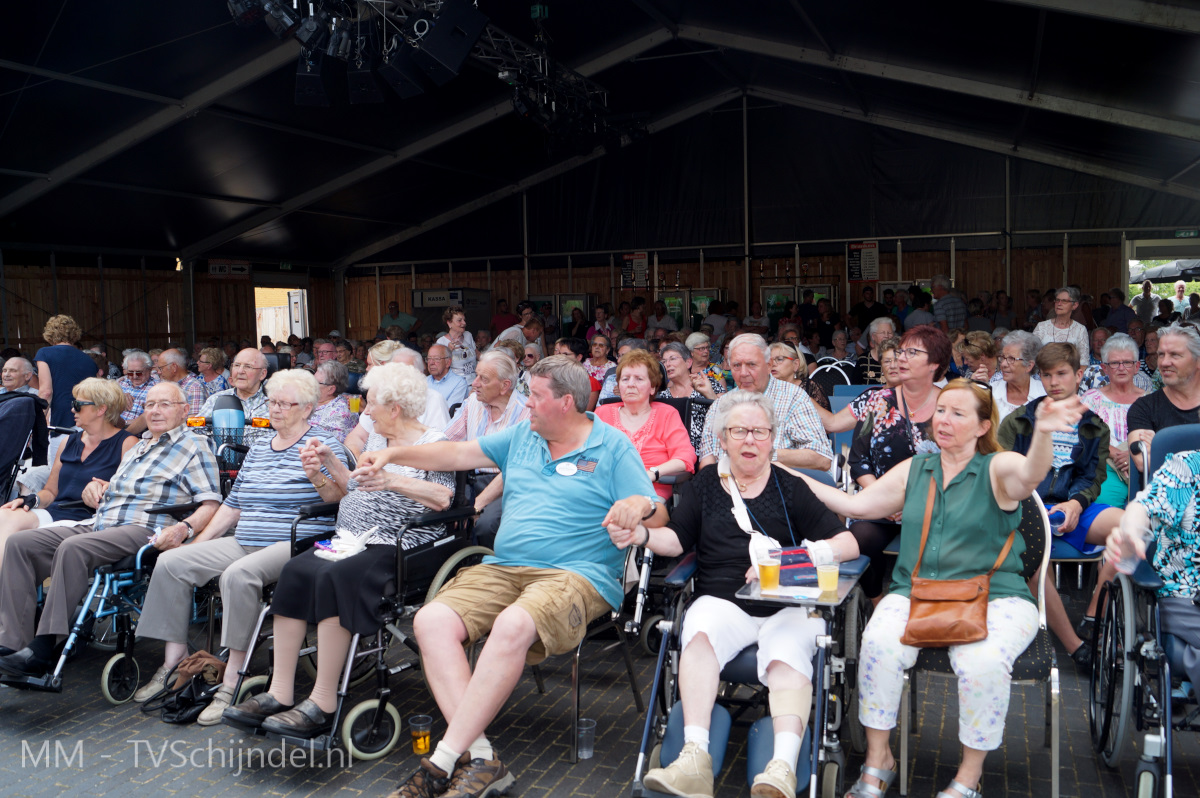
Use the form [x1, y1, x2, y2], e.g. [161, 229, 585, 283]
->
[857, 593, 1039, 750]
[681, 594, 826, 683]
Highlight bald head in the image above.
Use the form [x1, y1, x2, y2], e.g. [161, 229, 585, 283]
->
[2, 357, 33, 392]
[230, 348, 268, 396]
[427, 344, 450, 379]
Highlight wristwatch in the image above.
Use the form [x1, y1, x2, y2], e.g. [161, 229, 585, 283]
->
[181, 520, 195, 540]
[642, 495, 660, 520]
[651, 468, 660, 483]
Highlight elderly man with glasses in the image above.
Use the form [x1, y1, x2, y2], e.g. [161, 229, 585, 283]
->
[117, 351, 160, 425]
[696, 334, 833, 473]
[0, 381, 219, 678]
[426, 344, 468, 408]
[199, 349, 269, 420]
[126, 349, 207, 435]
[305, 339, 338, 373]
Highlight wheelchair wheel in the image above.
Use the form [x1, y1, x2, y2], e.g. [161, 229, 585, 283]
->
[820, 760, 843, 798]
[236, 674, 270, 704]
[89, 615, 119, 652]
[639, 614, 664, 657]
[841, 586, 871, 755]
[1089, 574, 1136, 767]
[100, 653, 140, 705]
[298, 630, 388, 689]
[426, 545, 493, 604]
[340, 698, 402, 761]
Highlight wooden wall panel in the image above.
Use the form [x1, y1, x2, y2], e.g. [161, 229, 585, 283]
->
[194, 276, 255, 346]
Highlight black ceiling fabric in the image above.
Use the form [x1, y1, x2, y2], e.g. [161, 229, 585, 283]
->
[3, 0, 1200, 268]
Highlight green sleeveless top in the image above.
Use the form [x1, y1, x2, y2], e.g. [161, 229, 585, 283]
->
[891, 451, 1033, 605]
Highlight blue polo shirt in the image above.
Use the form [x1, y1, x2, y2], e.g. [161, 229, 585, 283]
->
[428, 371, 469, 409]
[477, 414, 655, 609]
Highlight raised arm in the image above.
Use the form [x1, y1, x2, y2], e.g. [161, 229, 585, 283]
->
[991, 395, 1084, 506]
[352, 439, 495, 477]
[798, 457, 911, 520]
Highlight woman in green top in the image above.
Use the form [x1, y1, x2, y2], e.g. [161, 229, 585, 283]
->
[802, 379, 1083, 798]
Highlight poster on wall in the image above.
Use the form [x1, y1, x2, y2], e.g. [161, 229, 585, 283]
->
[661, 295, 687, 329]
[622, 252, 648, 288]
[847, 241, 879, 282]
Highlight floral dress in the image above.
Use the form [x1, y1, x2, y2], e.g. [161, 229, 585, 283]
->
[585, 359, 611, 382]
[847, 387, 939, 482]
[309, 395, 359, 443]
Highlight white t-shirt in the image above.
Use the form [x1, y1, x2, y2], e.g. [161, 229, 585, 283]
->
[357, 386, 450, 434]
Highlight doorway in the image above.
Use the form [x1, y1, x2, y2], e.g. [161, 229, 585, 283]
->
[255, 287, 308, 344]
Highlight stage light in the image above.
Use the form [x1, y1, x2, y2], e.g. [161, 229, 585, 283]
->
[262, 1, 300, 39]
[295, 6, 331, 51]
[227, 0, 266, 26]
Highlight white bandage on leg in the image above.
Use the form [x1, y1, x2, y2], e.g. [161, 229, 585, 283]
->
[768, 685, 813, 729]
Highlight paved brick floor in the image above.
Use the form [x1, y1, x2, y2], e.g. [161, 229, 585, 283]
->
[0, 586, 1197, 797]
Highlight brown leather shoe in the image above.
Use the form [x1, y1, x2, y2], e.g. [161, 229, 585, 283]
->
[221, 692, 293, 728]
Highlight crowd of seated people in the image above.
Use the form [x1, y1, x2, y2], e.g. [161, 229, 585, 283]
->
[4, 280, 1200, 798]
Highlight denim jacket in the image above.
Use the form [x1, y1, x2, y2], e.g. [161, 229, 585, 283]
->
[996, 396, 1111, 510]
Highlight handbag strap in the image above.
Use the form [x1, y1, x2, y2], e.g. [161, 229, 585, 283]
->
[910, 474, 1017, 580]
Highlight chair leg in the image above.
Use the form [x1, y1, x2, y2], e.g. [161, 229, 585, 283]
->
[899, 671, 910, 797]
[1050, 667, 1060, 798]
[613, 622, 645, 713]
[570, 640, 582, 764]
[532, 664, 546, 694]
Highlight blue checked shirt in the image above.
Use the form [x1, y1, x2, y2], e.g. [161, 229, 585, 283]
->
[92, 424, 220, 532]
[698, 376, 834, 470]
[175, 372, 208, 416]
[118, 374, 161, 423]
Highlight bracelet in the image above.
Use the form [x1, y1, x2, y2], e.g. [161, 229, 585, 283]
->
[312, 475, 328, 489]
[640, 524, 650, 547]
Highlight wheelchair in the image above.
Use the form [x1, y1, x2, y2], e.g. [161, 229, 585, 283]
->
[1088, 555, 1200, 798]
[224, 489, 486, 761]
[630, 549, 873, 798]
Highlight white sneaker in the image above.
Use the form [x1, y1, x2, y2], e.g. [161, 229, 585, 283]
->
[197, 684, 235, 726]
[751, 758, 797, 798]
[642, 740, 714, 798]
[133, 664, 172, 703]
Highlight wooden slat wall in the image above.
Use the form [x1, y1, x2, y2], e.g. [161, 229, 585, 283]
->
[194, 275, 255, 346]
[344, 245, 1123, 330]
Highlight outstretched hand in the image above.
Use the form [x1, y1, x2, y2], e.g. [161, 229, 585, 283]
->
[1034, 395, 1084, 434]
[350, 449, 393, 480]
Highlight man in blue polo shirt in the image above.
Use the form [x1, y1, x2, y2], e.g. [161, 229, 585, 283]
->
[354, 355, 667, 798]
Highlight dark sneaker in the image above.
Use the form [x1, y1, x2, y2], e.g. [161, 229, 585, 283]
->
[1076, 615, 1096, 642]
[1071, 640, 1093, 670]
[386, 757, 456, 798]
[444, 757, 515, 798]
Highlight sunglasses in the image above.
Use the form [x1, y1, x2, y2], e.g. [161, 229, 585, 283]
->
[72, 400, 96, 412]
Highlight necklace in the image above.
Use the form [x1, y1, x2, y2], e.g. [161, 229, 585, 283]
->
[734, 470, 766, 492]
[904, 387, 935, 419]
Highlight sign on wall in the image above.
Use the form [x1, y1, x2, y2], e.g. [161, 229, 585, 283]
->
[622, 252, 648, 288]
[847, 241, 879, 282]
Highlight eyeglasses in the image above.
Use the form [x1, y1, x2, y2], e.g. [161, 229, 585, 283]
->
[143, 400, 184, 410]
[726, 426, 772, 441]
[71, 400, 96, 412]
[123, 370, 146, 377]
[895, 347, 928, 360]
[232, 362, 265, 371]
[426, 355, 451, 361]
[1104, 360, 1137, 370]
[267, 399, 301, 410]
[997, 355, 1025, 365]
[1054, 297, 1075, 304]
[770, 355, 796, 364]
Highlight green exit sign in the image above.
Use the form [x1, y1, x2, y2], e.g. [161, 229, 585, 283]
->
[1176, 230, 1199, 238]
[280, 262, 292, 270]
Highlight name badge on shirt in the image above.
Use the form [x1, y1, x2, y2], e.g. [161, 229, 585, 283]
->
[556, 462, 578, 476]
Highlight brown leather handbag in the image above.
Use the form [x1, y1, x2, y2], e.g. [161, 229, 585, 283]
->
[899, 480, 1016, 648]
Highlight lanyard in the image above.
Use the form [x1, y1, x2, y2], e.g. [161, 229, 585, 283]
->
[743, 469, 797, 548]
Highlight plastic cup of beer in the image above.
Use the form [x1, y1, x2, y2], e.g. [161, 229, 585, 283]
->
[816, 563, 839, 593]
[758, 557, 781, 593]
[409, 714, 433, 755]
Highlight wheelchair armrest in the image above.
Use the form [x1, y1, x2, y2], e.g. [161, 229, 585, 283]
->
[48, 426, 77, 436]
[146, 502, 202, 518]
[1129, 440, 1144, 457]
[664, 551, 697, 587]
[292, 532, 327, 556]
[47, 499, 86, 510]
[295, 502, 341, 520]
[658, 472, 691, 486]
[1130, 559, 1165, 591]
[405, 505, 478, 529]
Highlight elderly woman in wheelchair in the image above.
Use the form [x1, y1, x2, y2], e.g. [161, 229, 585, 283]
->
[132, 369, 349, 722]
[223, 362, 454, 738]
[614, 390, 860, 798]
[800, 379, 1084, 798]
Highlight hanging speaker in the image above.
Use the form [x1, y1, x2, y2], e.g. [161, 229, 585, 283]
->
[411, 0, 488, 85]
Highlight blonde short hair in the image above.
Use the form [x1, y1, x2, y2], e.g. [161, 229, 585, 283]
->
[73, 378, 126, 427]
[201, 347, 226, 371]
[43, 315, 82, 345]
[266, 368, 320, 417]
[368, 339, 403, 366]
[361, 361, 427, 419]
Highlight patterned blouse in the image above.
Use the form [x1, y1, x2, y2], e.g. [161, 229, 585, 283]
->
[201, 373, 230, 397]
[848, 387, 939, 481]
[339, 428, 455, 547]
[309, 394, 359, 443]
[585, 359, 612, 382]
[437, 333, 477, 380]
[657, 387, 708, 452]
[1133, 450, 1200, 598]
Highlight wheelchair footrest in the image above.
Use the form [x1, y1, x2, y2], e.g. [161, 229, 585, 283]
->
[262, 730, 337, 752]
[221, 717, 269, 737]
[0, 672, 63, 692]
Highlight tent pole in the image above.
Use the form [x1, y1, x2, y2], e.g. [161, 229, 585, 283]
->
[98, 255, 107, 350]
[522, 192, 530, 299]
[950, 238, 956, 287]
[1005, 157, 1012, 296]
[897, 240, 903, 283]
[567, 255, 573, 291]
[0, 249, 7, 347]
[1062, 233, 1069, 286]
[700, 249, 705, 286]
[742, 95, 751, 312]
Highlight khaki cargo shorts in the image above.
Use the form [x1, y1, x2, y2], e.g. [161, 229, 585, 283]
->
[430, 564, 611, 665]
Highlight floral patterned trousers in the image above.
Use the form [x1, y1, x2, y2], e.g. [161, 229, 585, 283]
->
[858, 593, 1039, 750]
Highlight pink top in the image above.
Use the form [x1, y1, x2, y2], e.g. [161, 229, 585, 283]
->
[596, 402, 696, 500]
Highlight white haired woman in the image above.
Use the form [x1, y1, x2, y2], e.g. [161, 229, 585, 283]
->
[0, 379, 137, 572]
[133, 369, 349, 721]
[624, 390, 859, 798]
[311, 360, 358, 443]
[991, 330, 1045, 421]
[223, 362, 454, 737]
[853, 317, 897, 385]
[686, 332, 727, 398]
[1034, 286, 1091, 367]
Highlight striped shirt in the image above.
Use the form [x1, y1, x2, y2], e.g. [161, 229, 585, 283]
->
[442, 391, 530, 474]
[118, 374, 161, 422]
[340, 428, 455, 547]
[224, 428, 348, 547]
[698, 375, 834, 469]
[92, 425, 220, 531]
